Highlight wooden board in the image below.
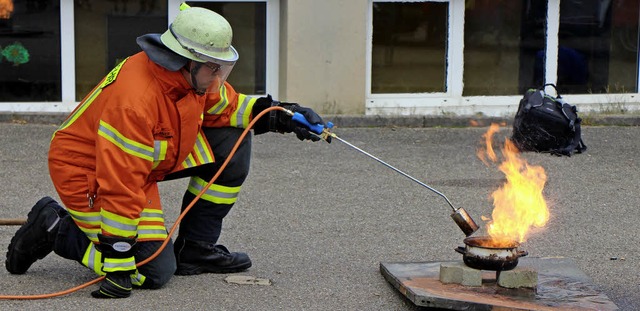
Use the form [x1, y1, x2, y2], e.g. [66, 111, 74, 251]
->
[380, 257, 618, 310]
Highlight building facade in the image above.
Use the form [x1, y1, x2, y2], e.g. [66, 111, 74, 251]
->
[1, 0, 639, 117]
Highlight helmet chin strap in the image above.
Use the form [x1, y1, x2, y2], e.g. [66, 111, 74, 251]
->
[187, 61, 206, 95]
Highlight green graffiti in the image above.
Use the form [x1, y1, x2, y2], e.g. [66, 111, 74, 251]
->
[1, 42, 30, 66]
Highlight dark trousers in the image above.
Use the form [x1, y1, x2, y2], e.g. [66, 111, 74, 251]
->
[164, 127, 252, 243]
[53, 127, 252, 289]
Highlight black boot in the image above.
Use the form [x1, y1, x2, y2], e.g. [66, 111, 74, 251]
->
[6, 197, 68, 274]
[174, 237, 251, 275]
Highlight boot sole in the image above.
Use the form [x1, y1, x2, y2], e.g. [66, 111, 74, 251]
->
[175, 261, 252, 276]
[5, 197, 57, 274]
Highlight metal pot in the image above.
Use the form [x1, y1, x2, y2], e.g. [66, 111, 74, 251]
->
[454, 236, 528, 271]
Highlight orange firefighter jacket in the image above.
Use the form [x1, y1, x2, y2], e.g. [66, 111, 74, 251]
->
[48, 52, 258, 244]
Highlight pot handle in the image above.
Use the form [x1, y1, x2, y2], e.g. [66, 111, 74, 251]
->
[517, 250, 529, 258]
[455, 246, 467, 255]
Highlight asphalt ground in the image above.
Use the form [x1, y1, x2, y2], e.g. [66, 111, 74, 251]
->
[0, 121, 638, 310]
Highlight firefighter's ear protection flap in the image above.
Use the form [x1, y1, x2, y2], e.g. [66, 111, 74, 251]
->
[137, 33, 189, 71]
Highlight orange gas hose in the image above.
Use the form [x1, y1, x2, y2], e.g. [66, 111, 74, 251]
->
[0, 106, 287, 300]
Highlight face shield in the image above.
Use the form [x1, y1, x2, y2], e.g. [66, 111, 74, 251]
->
[168, 25, 238, 94]
[202, 60, 235, 94]
[185, 58, 235, 95]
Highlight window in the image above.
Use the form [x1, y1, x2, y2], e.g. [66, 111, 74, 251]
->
[371, 1, 448, 93]
[0, 0, 61, 102]
[463, 0, 547, 96]
[557, 0, 639, 94]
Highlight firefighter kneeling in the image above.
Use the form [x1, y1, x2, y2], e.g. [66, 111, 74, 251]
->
[5, 3, 328, 299]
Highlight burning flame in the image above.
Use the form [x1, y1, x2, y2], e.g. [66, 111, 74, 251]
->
[477, 124, 500, 165]
[478, 124, 549, 246]
[0, 0, 13, 19]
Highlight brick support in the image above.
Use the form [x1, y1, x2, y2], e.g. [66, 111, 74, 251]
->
[497, 267, 538, 289]
[439, 262, 482, 287]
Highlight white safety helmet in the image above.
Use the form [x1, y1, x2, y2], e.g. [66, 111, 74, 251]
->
[160, 4, 239, 66]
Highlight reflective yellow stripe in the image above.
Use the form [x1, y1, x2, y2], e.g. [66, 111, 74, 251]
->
[207, 84, 228, 114]
[103, 256, 136, 272]
[194, 131, 214, 164]
[187, 177, 241, 204]
[180, 131, 214, 169]
[138, 208, 167, 240]
[98, 120, 155, 162]
[101, 209, 139, 237]
[70, 208, 164, 242]
[193, 133, 207, 164]
[137, 225, 168, 240]
[152, 140, 168, 169]
[182, 153, 197, 169]
[140, 208, 164, 222]
[53, 58, 128, 140]
[230, 94, 257, 128]
[131, 271, 146, 286]
[67, 209, 101, 242]
[54, 87, 102, 138]
[82, 243, 105, 275]
[67, 208, 101, 225]
[82, 244, 141, 278]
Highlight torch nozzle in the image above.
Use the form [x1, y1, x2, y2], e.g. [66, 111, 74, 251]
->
[451, 208, 480, 236]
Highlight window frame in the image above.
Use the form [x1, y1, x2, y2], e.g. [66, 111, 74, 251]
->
[366, 0, 468, 115]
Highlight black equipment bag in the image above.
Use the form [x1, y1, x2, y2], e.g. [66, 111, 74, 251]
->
[511, 84, 587, 156]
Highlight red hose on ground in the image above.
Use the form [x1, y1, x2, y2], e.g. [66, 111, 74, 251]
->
[0, 106, 287, 300]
